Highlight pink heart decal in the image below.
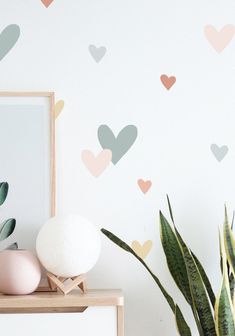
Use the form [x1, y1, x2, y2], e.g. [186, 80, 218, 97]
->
[41, 0, 54, 8]
[137, 179, 152, 194]
[160, 74, 176, 90]
[204, 25, 235, 52]
[82, 149, 112, 177]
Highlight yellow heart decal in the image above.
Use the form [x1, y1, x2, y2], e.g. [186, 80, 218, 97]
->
[54, 100, 64, 119]
[131, 240, 153, 259]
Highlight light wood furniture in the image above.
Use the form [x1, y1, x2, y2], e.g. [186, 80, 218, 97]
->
[47, 272, 87, 295]
[0, 289, 124, 336]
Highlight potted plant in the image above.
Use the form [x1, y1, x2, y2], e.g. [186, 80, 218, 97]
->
[0, 182, 16, 247]
[101, 196, 235, 335]
[0, 181, 41, 295]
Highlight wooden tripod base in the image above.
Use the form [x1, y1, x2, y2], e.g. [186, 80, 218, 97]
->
[47, 272, 87, 295]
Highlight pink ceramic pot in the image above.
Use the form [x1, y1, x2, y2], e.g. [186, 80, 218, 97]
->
[0, 249, 41, 295]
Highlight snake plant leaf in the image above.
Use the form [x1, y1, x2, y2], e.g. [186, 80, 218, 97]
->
[215, 280, 235, 336]
[160, 211, 192, 305]
[166, 223, 202, 336]
[183, 247, 216, 335]
[0, 182, 8, 206]
[166, 195, 175, 224]
[215, 231, 235, 336]
[165, 196, 215, 333]
[219, 230, 230, 277]
[232, 211, 235, 231]
[229, 273, 235, 302]
[101, 228, 134, 253]
[191, 251, 216, 308]
[166, 196, 216, 307]
[173, 227, 216, 335]
[224, 210, 235, 278]
[175, 305, 192, 336]
[101, 227, 191, 332]
[0, 218, 16, 241]
[219, 229, 223, 275]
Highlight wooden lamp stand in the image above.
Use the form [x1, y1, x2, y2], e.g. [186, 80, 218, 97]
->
[47, 272, 87, 295]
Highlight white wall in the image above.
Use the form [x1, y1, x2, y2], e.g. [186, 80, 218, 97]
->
[1, 0, 235, 334]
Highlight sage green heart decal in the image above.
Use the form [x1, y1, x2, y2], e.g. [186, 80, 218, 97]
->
[89, 45, 106, 63]
[0, 25, 20, 61]
[98, 125, 138, 164]
[210, 144, 228, 162]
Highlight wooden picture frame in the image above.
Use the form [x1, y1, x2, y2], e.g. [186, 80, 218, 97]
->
[0, 92, 55, 255]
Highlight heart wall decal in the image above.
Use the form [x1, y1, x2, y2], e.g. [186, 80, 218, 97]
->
[89, 45, 107, 63]
[204, 25, 235, 53]
[210, 144, 228, 162]
[137, 179, 152, 194]
[54, 100, 64, 119]
[41, 0, 54, 7]
[98, 125, 138, 165]
[0, 25, 20, 62]
[131, 240, 153, 259]
[81, 149, 112, 177]
[160, 74, 176, 90]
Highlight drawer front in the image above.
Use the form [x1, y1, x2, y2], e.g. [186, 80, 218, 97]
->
[0, 307, 117, 336]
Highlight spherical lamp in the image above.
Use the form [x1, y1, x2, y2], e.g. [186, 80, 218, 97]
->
[36, 214, 101, 294]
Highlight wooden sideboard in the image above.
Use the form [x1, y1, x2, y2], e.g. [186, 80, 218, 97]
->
[0, 289, 124, 336]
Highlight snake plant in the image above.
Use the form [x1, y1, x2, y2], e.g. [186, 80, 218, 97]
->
[0, 182, 17, 249]
[101, 197, 235, 335]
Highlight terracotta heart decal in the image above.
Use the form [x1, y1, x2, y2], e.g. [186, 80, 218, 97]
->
[160, 74, 176, 90]
[54, 100, 64, 119]
[81, 149, 112, 177]
[137, 179, 152, 194]
[204, 25, 235, 52]
[41, 0, 54, 7]
[131, 240, 153, 259]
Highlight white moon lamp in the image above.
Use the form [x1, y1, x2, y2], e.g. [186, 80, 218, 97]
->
[36, 214, 101, 294]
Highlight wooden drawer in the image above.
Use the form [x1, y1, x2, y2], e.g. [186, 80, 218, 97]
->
[0, 307, 117, 336]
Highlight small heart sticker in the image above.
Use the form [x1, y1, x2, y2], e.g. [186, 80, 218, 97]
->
[204, 25, 235, 53]
[132, 240, 153, 259]
[81, 149, 112, 177]
[89, 45, 107, 63]
[137, 179, 152, 194]
[41, 0, 54, 7]
[54, 100, 64, 119]
[160, 74, 176, 90]
[210, 144, 228, 162]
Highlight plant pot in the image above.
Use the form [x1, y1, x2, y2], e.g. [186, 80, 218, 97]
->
[0, 249, 41, 295]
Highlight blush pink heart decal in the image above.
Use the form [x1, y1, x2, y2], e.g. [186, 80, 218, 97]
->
[137, 179, 152, 194]
[160, 74, 176, 90]
[204, 25, 235, 52]
[41, 0, 54, 8]
[82, 149, 112, 177]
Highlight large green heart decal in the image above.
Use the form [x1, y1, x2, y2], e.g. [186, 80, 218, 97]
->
[0, 25, 20, 61]
[98, 125, 138, 164]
